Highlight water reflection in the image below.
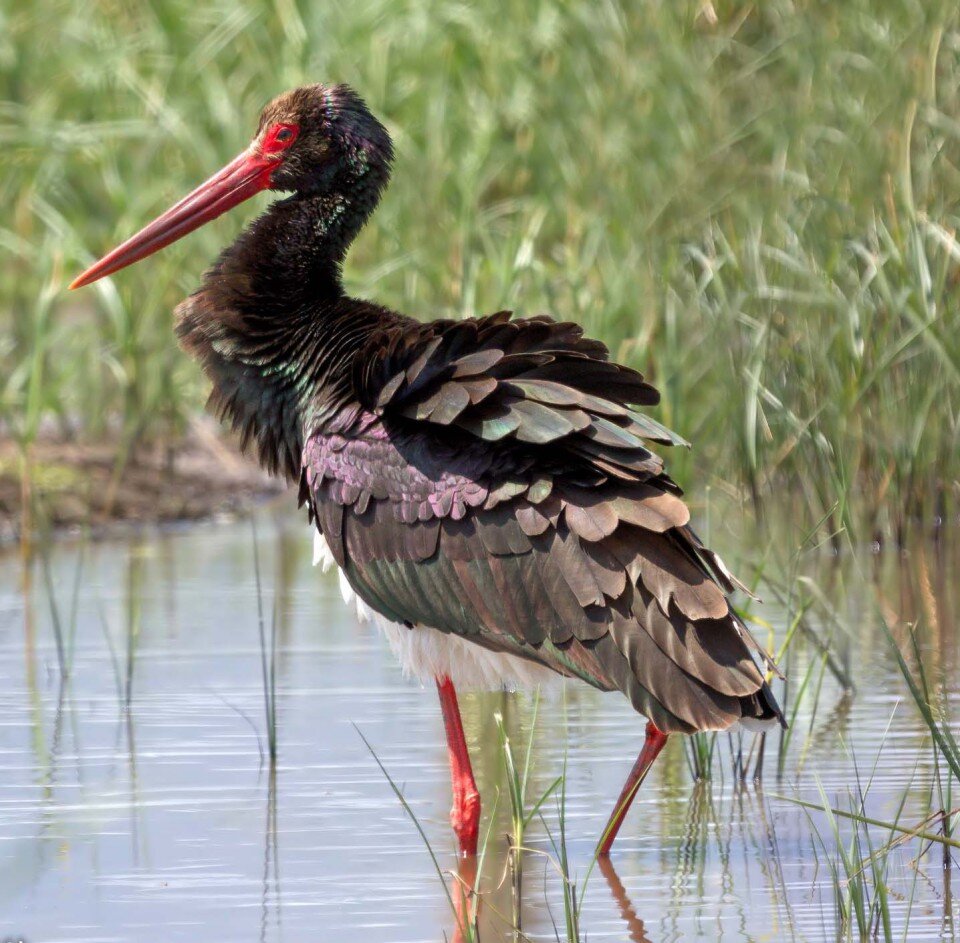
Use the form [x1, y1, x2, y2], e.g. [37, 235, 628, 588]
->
[444, 854, 654, 943]
[598, 857, 651, 943]
[260, 765, 281, 943]
[0, 512, 958, 941]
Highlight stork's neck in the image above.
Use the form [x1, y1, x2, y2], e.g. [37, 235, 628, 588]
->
[175, 172, 394, 479]
[225, 166, 388, 298]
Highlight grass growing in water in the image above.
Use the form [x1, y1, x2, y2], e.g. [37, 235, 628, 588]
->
[766, 608, 960, 941]
[252, 520, 279, 765]
[494, 699, 565, 936]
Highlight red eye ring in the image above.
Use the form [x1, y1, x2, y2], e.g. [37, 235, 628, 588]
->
[262, 123, 300, 154]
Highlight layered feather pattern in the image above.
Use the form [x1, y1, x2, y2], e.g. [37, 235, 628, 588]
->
[302, 311, 783, 735]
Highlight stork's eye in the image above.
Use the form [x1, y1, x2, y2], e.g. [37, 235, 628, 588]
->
[263, 123, 300, 154]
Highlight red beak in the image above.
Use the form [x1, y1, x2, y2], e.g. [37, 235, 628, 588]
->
[69, 147, 275, 290]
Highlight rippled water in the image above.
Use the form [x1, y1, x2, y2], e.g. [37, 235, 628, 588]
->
[1, 506, 957, 941]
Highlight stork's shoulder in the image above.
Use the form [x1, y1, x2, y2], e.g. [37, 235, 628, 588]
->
[352, 309, 687, 456]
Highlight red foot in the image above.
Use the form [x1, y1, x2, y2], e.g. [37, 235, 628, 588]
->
[436, 676, 482, 857]
[598, 720, 668, 857]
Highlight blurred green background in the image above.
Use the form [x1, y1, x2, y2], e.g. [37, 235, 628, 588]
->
[2, 0, 958, 539]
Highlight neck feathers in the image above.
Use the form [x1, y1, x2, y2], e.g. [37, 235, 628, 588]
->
[218, 159, 390, 299]
[175, 169, 391, 479]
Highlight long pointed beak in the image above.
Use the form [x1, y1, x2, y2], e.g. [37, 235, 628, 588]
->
[69, 147, 275, 290]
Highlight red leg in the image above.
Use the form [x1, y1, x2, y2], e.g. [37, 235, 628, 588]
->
[436, 675, 481, 857]
[597, 720, 668, 857]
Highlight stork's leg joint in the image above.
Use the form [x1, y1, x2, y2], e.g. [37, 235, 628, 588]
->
[451, 784, 481, 858]
[436, 675, 481, 858]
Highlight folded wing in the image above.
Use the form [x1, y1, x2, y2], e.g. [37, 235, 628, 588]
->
[302, 310, 782, 734]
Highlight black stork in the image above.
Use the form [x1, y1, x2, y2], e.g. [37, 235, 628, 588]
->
[71, 84, 783, 858]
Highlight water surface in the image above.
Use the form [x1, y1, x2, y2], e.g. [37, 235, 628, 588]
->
[1, 508, 957, 941]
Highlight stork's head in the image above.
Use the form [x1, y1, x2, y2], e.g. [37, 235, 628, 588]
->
[70, 84, 393, 289]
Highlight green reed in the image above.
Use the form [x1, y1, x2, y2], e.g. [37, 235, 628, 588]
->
[767, 604, 960, 941]
[781, 737, 941, 942]
[494, 698, 563, 938]
[885, 619, 960, 863]
[2, 0, 958, 537]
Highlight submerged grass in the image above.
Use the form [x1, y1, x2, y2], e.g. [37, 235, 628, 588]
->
[252, 520, 279, 765]
[1, 1, 958, 535]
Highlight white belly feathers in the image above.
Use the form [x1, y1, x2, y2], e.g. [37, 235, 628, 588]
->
[312, 529, 555, 691]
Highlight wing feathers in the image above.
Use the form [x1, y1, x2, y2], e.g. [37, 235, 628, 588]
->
[357, 312, 674, 476]
[311, 310, 784, 733]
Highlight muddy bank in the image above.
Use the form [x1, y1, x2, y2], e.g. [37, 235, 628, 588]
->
[0, 419, 284, 545]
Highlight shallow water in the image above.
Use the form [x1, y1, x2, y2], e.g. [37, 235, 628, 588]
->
[1, 507, 958, 942]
